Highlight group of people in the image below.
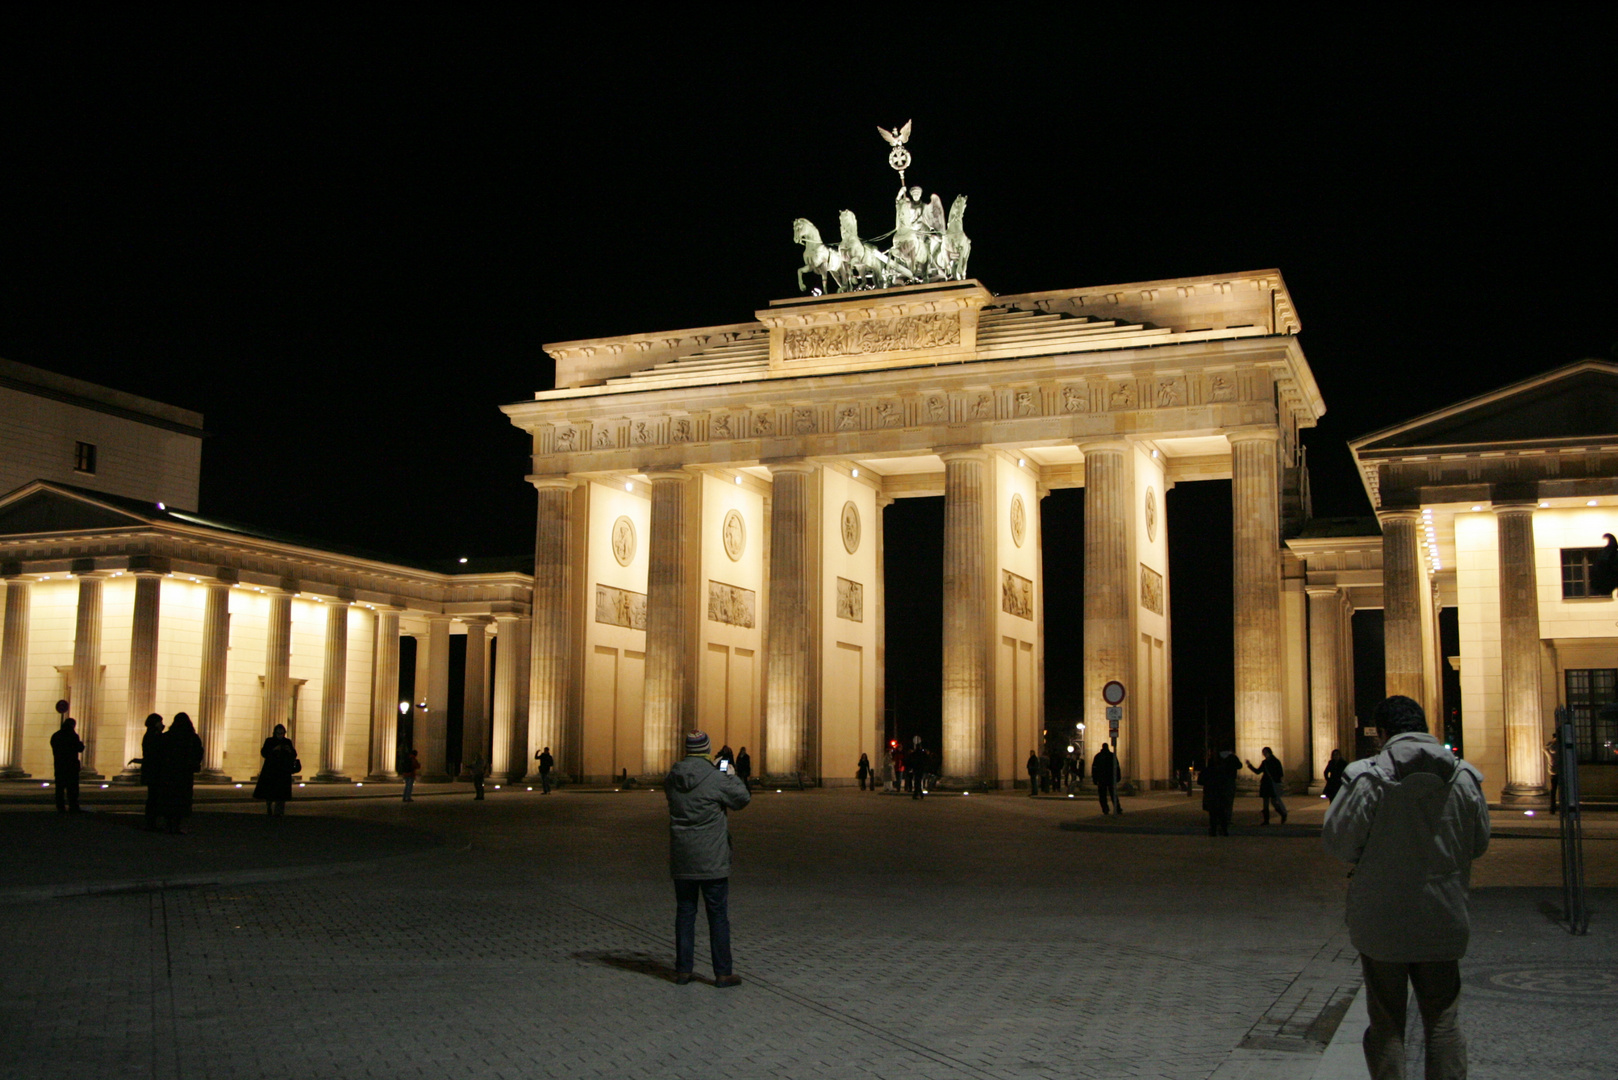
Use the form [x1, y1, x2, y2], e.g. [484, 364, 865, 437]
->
[713, 745, 753, 789]
[47, 702, 205, 831]
[881, 739, 934, 797]
[1023, 748, 1088, 796]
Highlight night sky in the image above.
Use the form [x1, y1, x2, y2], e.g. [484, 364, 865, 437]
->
[3, 11, 1613, 760]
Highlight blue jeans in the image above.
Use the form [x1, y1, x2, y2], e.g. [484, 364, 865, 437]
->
[674, 878, 732, 977]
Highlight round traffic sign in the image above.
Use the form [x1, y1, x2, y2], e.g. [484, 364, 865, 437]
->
[1101, 680, 1126, 705]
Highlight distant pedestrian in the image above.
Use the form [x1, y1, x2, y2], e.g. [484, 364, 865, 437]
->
[1322, 748, 1347, 801]
[253, 724, 297, 816]
[717, 744, 734, 767]
[856, 752, 872, 790]
[160, 713, 204, 834]
[735, 747, 752, 790]
[891, 746, 905, 792]
[1200, 746, 1240, 836]
[1026, 750, 1040, 796]
[1062, 752, 1079, 792]
[1038, 751, 1052, 793]
[400, 748, 420, 801]
[1245, 747, 1289, 824]
[1092, 742, 1122, 814]
[665, 730, 750, 987]
[908, 742, 930, 799]
[1323, 695, 1490, 1080]
[49, 711, 84, 814]
[128, 713, 166, 830]
[535, 746, 554, 793]
[1543, 736, 1560, 814]
[468, 755, 487, 800]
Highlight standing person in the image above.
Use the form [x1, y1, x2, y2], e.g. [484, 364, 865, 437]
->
[159, 713, 204, 834]
[735, 747, 752, 791]
[908, 741, 929, 799]
[1322, 748, 1348, 802]
[400, 747, 420, 801]
[49, 712, 85, 814]
[1026, 750, 1040, 796]
[891, 745, 905, 793]
[1203, 745, 1241, 836]
[468, 755, 487, 800]
[1543, 736, 1560, 814]
[535, 746, 555, 793]
[1245, 747, 1289, 824]
[1323, 695, 1491, 1080]
[128, 713, 166, 831]
[253, 724, 297, 816]
[665, 730, 750, 987]
[717, 744, 734, 768]
[856, 752, 871, 791]
[1092, 742, 1122, 814]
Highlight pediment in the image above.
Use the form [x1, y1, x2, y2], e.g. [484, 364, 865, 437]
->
[1354, 361, 1618, 454]
[0, 485, 154, 536]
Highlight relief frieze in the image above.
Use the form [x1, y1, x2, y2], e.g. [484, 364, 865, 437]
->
[707, 580, 756, 628]
[1001, 570, 1033, 620]
[836, 577, 864, 622]
[1139, 564, 1164, 615]
[595, 584, 647, 630]
[782, 312, 961, 361]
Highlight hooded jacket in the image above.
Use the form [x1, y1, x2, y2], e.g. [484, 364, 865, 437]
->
[1322, 733, 1491, 962]
[665, 754, 751, 880]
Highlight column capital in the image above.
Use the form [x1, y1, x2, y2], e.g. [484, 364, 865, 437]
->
[1304, 584, 1344, 599]
[1226, 427, 1281, 446]
[764, 458, 817, 476]
[1075, 438, 1130, 456]
[425, 612, 453, 625]
[1492, 501, 1537, 516]
[1377, 508, 1423, 524]
[529, 475, 580, 492]
[460, 614, 495, 628]
[937, 446, 991, 464]
[125, 554, 172, 576]
[642, 468, 694, 484]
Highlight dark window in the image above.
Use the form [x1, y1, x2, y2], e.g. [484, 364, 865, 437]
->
[1565, 668, 1618, 764]
[1562, 548, 1602, 598]
[73, 441, 96, 474]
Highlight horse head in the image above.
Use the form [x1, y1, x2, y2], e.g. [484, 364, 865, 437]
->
[792, 218, 821, 247]
[948, 195, 968, 234]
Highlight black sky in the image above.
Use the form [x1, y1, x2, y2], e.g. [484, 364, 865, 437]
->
[3, 10, 1614, 754]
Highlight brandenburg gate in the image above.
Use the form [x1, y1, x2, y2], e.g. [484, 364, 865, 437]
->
[502, 271, 1323, 788]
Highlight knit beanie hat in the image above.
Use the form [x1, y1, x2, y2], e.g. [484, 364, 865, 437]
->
[685, 730, 711, 757]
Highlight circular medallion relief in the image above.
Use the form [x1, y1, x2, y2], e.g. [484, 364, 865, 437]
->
[1010, 493, 1026, 548]
[722, 509, 746, 562]
[1144, 487, 1158, 543]
[841, 501, 861, 554]
[610, 516, 636, 566]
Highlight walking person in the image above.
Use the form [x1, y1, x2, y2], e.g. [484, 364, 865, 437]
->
[159, 713, 204, 834]
[908, 741, 930, 799]
[253, 724, 297, 816]
[1200, 745, 1240, 836]
[50, 710, 85, 814]
[856, 752, 872, 791]
[735, 747, 752, 791]
[1322, 748, 1348, 802]
[128, 713, 166, 831]
[1323, 695, 1491, 1080]
[1092, 742, 1122, 814]
[665, 730, 750, 987]
[468, 755, 487, 800]
[400, 747, 420, 801]
[1026, 750, 1040, 796]
[535, 746, 554, 793]
[1245, 746, 1289, 824]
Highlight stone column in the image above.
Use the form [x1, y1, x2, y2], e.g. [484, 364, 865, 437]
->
[197, 579, 232, 780]
[765, 462, 817, 779]
[419, 615, 452, 781]
[261, 587, 294, 742]
[1338, 598, 1357, 757]
[527, 478, 578, 782]
[1306, 585, 1343, 793]
[0, 578, 31, 778]
[460, 618, 489, 777]
[118, 570, 164, 782]
[366, 608, 401, 780]
[314, 600, 350, 781]
[1231, 430, 1283, 772]
[1081, 441, 1131, 771]
[1380, 510, 1425, 702]
[874, 495, 892, 764]
[490, 613, 521, 780]
[70, 569, 106, 777]
[941, 449, 991, 783]
[642, 470, 693, 777]
[1496, 504, 1546, 799]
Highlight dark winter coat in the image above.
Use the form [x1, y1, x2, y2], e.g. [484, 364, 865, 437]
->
[1091, 747, 1120, 787]
[1200, 752, 1241, 811]
[665, 754, 750, 879]
[160, 722, 204, 818]
[50, 726, 84, 773]
[253, 735, 297, 802]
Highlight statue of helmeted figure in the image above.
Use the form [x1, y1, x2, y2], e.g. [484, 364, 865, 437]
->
[890, 185, 930, 284]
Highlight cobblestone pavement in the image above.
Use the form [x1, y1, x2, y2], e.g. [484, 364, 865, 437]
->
[1, 786, 1612, 1080]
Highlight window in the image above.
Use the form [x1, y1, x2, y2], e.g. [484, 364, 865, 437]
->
[72, 441, 97, 474]
[1564, 668, 1618, 765]
[1561, 548, 1602, 598]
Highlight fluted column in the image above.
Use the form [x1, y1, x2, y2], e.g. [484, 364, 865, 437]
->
[0, 578, 31, 778]
[527, 478, 578, 782]
[1306, 586, 1342, 793]
[70, 570, 106, 777]
[489, 614, 521, 780]
[941, 449, 991, 783]
[366, 608, 401, 780]
[765, 462, 817, 778]
[1337, 597, 1357, 757]
[642, 471, 694, 777]
[261, 587, 294, 742]
[1231, 430, 1282, 771]
[314, 600, 350, 781]
[460, 617, 489, 776]
[197, 580, 232, 780]
[1081, 441, 1131, 770]
[874, 495, 892, 762]
[1380, 510, 1425, 702]
[420, 615, 452, 781]
[118, 571, 164, 782]
[1496, 504, 1546, 799]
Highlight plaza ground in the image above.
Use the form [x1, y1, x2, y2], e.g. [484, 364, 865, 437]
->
[1, 782, 1613, 1080]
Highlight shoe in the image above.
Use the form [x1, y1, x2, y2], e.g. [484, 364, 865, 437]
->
[714, 975, 742, 988]
[674, 973, 692, 986]
[1280, 812, 1288, 825]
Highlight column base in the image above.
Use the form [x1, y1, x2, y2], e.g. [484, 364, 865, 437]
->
[110, 768, 143, 786]
[931, 775, 993, 792]
[363, 771, 397, 783]
[309, 772, 351, 783]
[761, 772, 813, 790]
[198, 768, 233, 783]
[1500, 784, 1549, 805]
[0, 767, 31, 779]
